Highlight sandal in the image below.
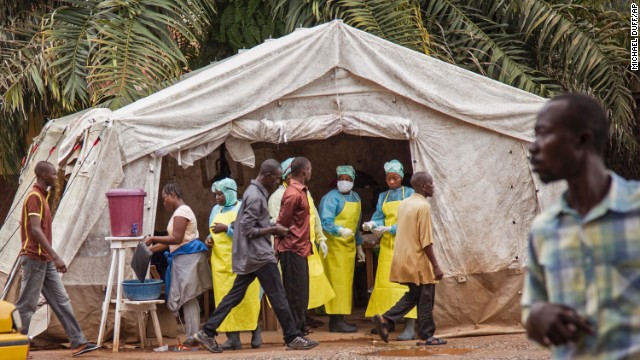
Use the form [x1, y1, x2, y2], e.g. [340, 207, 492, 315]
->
[417, 337, 447, 346]
[372, 315, 389, 343]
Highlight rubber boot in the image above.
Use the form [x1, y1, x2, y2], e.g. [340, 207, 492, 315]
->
[397, 318, 416, 341]
[251, 326, 262, 349]
[329, 315, 357, 333]
[220, 331, 241, 350]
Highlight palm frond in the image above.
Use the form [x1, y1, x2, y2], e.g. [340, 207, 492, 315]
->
[421, 0, 561, 97]
[515, 0, 637, 160]
[338, 0, 430, 54]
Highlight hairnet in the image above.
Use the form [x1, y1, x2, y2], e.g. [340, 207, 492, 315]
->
[384, 160, 404, 178]
[214, 177, 237, 206]
[281, 157, 294, 180]
[336, 165, 356, 180]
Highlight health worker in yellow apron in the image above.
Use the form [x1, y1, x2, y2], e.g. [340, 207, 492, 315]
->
[268, 159, 334, 316]
[363, 160, 417, 341]
[319, 165, 364, 333]
[207, 178, 261, 350]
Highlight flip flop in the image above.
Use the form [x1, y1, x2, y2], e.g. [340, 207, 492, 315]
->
[417, 337, 447, 346]
[372, 315, 389, 343]
[72, 342, 101, 357]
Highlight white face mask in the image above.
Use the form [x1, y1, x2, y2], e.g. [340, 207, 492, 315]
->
[337, 180, 354, 193]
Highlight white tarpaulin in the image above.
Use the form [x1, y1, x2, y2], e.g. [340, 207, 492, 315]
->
[0, 20, 563, 338]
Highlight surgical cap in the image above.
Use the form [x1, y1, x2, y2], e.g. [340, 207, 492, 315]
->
[281, 157, 294, 180]
[384, 160, 404, 178]
[214, 178, 238, 206]
[336, 165, 356, 181]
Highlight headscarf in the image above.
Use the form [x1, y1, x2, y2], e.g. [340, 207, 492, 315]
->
[212, 177, 237, 206]
[336, 165, 356, 181]
[384, 160, 404, 178]
[281, 157, 294, 180]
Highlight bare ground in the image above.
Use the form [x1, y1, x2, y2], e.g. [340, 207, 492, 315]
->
[30, 333, 551, 359]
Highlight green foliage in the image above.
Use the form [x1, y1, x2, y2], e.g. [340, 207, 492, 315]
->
[270, 0, 430, 54]
[0, 0, 216, 176]
[195, 0, 286, 63]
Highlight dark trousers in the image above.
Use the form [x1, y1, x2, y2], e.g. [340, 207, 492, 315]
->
[202, 262, 299, 343]
[383, 283, 436, 340]
[279, 251, 309, 333]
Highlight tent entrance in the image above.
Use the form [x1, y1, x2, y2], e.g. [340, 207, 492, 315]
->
[156, 133, 411, 311]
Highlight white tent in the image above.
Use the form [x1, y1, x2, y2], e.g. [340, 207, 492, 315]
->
[0, 20, 562, 339]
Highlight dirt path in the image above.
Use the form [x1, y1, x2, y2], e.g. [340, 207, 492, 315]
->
[30, 334, 551, 359]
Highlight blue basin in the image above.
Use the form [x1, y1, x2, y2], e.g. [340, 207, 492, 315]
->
[122, 279, 163, 301]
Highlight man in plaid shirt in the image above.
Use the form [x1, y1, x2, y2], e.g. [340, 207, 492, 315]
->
[523, 93, 640, 359]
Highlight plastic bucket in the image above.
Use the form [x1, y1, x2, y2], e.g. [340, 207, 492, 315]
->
[106, 188, 146, 236]
[122, 279, 163, 301]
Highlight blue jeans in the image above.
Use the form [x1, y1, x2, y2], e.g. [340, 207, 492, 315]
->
[16, 256, 87, 348]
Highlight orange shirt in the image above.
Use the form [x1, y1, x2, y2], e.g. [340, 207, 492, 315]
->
[20, 183, 53, 261]
[275, 179, 312, 257]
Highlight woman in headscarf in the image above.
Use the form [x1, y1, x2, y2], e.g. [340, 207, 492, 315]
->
[268, 158, 335, 333]
[319, 165, 364, 333]
[206, 178, 261, 350]
[362, 160, 417, 341]
[144, 182, 211, 347]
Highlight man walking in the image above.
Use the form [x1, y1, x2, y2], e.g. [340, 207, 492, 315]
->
[194, 159, 319, 352]
[275, 157, 313, 334]
[372, 171, 446, 346]
[16, 161, 100, 356]
[523, 94, 640, 359]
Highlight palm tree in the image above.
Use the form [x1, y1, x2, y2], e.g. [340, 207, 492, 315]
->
[2, 0, 638, 179]
[270, 0, 639, 178]
[0, 0, 216, 176]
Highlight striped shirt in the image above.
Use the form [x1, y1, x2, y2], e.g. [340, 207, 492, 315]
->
[522, 172, 640, 359]
[20, 183, 52, 261]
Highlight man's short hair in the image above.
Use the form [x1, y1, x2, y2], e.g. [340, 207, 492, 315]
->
[34, 161, 55, 178]
[290, 157, 311, 176]
[259, 159, 281, 176]
[550, 93, 609, 155]
[410, 171, 431, 188]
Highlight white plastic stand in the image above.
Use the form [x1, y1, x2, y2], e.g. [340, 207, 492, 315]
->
[97, 236, 164, 352]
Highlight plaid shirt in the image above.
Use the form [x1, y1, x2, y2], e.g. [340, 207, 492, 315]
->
[522, 172, 640, 360]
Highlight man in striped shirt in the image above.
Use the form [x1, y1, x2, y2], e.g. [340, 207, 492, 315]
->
[16, 161, 100, 356]
[523, 94, 640, 359]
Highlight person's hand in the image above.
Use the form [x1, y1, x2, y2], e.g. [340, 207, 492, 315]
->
[273, 224, 289, 238]
[212, 222, 228, 234]
[143, 235, 153, 246]
[204, 235, 213, 247]
[53, 256, 67, 273]
[526, 302, 593, 347]
[372, 226, 390, 236]
[362, 221, 375, 232]
[318, 240, 329, 258]
[339, 227, 354, 238]
[356, 245, 365, 262]
[433, 264, 444, 280]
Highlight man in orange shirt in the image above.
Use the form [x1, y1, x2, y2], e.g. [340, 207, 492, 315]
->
[372, 171, 446, 346]
[16, 161, 100, 356]
[276, 157, 313, 334]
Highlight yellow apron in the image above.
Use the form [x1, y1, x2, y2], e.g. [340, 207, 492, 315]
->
[365, 188, 417, 318]
[321, 194, 360, 314]
[307, 193, 336, 309]
[210, 203, 261, 332]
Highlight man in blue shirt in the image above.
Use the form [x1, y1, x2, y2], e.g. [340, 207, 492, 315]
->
[523, 93, 640, 359]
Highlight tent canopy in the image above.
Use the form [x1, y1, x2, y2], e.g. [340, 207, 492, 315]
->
[0, 20, 562, 338]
